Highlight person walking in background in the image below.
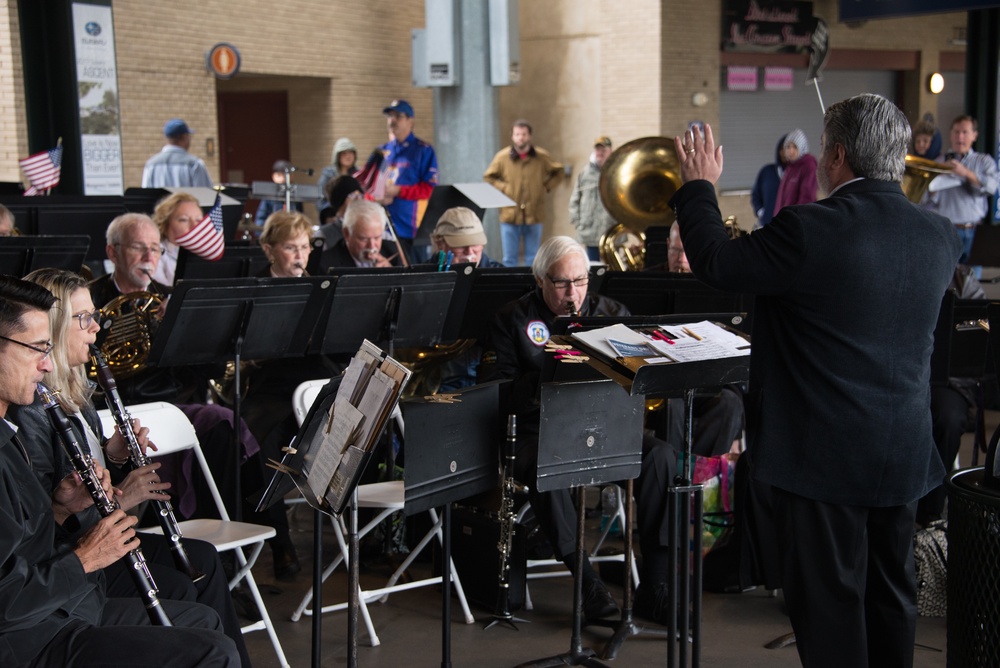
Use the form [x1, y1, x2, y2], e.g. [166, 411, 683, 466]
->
[568, 136, 616, 260]
[317, 137, 358, 215]
[750, 133, 786, 228]
[142, 118, 213, 189]
[484, 119, 564, 267]
[773, 129, 816, 214]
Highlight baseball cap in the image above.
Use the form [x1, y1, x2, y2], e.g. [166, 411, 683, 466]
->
[382, 99, 415, 117]
[594, 136, 612, 148]
[163, 118, 194, 137]
[433, 207, 488, 247]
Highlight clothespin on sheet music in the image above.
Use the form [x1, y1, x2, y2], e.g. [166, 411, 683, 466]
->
[266, 458, 300, 476]
[544, 342, 575, 352]
[425, 393, 461, 403]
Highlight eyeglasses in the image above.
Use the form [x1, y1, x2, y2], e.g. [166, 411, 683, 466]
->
[116, 243, 165, 256]
[0, 334, 54, 360]
[72, 309, 101, 330]
[546, 275, 589, 290]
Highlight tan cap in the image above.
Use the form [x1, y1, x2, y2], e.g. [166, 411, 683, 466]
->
[594, 136, 612, 148]
[433, 207, 487, 247]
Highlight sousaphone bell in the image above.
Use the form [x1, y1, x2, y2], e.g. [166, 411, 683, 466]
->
[598, 137, 683, 270]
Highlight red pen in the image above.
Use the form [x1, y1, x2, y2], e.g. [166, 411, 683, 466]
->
[650, 330, 675, 345]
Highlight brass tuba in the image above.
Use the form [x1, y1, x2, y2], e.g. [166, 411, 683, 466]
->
[903, 155, 952, 203]
[97, 291, 164, 378]
[598, 137, 683, 270]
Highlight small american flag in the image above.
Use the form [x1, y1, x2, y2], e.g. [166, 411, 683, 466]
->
[356, 148, 389, 200]
[20, 144, 63, 196]
[175, 193, 225, 261]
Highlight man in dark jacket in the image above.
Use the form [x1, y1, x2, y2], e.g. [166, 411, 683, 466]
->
[671, 94, 960, 667]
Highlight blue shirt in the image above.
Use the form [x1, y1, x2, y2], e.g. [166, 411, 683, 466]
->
[141, 145, 213, 188]
[380, 132, 438, 239]
[928, 148, 999, 225]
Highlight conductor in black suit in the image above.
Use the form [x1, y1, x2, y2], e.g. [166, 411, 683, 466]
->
[322, 199, 401, 269]
[670, 94, 961, 667]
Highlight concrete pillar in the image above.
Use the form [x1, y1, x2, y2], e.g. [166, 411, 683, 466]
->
[432, 0, 503, 256]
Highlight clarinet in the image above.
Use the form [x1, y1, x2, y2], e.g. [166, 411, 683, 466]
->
[492, 414, 518, 622]
[37, 382, 172, 626]
[88, 345, 204, 582]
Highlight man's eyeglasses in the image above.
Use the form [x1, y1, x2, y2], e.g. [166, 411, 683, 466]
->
[0, 335, 54, 360]
[116, 243, 165, 256]
[72, 310, 101, 330]
[546, 275, 589, 290]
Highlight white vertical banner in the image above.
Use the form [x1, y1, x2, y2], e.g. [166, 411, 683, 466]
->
[72, 2, 124, 195]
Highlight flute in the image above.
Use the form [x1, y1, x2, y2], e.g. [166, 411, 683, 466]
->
[37, 382, 172, 626]
[88, 345, 204, 582]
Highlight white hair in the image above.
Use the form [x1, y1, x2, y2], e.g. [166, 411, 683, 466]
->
[531, 236, 589, 282]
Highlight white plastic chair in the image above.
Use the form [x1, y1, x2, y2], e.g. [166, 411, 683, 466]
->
[97, 402, 289, 668]
[288, 379, 474, 647]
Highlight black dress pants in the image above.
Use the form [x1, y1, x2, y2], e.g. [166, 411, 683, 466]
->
[772, 487, 918, 668]
[29, 598, 239, 667]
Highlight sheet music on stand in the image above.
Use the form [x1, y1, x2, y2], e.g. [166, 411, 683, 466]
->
[284, 340, 411, 516]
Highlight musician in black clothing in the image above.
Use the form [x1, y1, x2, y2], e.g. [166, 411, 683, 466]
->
[0, 275, 238, 668]
[322, 199, 401, 269]
[478, 236, 681, 626]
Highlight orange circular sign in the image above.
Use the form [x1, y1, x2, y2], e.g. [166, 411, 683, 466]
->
[207, 43, 241, 79]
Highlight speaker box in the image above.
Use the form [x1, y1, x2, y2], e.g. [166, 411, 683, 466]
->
[450, 506, 526, 612]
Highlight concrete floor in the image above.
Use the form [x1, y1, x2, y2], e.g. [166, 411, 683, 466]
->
[239, 486, 954, 668]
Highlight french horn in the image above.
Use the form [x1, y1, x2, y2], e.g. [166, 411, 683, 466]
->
[598, 137, 683, 270]
[97, 291, 164, 378]
[903, 155, 952, 203]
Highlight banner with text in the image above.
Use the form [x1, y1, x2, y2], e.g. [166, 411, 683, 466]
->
[722, 0, 815, 53]
[72, 2, 124, 195]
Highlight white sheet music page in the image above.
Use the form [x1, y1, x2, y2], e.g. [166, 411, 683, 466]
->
[305, 397, 364, 503]
[651, 321, 750, 362]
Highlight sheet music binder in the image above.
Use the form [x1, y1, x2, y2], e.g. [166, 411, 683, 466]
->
[270, 340, 411, 516]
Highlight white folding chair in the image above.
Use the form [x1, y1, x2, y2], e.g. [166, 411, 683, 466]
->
[288, 379, 474, 647]
[97, 402, 289, 668]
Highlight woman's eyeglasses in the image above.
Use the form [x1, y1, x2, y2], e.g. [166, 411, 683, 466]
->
[72, 310, 101, 330]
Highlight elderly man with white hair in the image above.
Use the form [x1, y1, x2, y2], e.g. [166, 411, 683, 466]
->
[479, 236, 680, 627]
[323, 199, 401, 269]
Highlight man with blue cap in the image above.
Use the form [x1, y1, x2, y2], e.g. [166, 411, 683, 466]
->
[142, 118, 213, 189]
[372, 99, 438, 263]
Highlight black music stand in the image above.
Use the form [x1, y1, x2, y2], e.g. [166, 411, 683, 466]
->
[412, 183, 517, 248]
[251, 180, 321, 213]
[561, 324, 750, 667]
[147, 277, 328, 518]
[175, 245, 270, 280]
[968, 223, 1000, 267]
[516, 379, 645, 668]
[0, 235, 89, 276]
[402, 381, 502, 666]
[591, 271, 749, 325]
[308, 272, 456, 356]
[443, 267, 537, 341]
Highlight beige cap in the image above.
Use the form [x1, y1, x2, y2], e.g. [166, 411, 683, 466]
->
[433, 207, 487, 246]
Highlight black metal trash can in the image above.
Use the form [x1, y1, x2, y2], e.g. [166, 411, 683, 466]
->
[945, 467, 1000, 667]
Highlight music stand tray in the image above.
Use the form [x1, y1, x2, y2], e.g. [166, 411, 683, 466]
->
[175, 245, 270, 280]
[0, 235, 89, 276]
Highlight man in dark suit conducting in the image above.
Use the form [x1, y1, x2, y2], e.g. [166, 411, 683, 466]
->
[670, 94, 961, 667]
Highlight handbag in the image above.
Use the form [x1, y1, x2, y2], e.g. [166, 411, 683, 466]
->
[913, 521, 947, 617]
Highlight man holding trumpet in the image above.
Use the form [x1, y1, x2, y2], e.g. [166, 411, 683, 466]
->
[323, 199, 402, 269]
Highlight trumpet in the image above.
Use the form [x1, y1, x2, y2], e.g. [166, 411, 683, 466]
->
[37, 382, 171, 626]
[89, 344, 204, 582]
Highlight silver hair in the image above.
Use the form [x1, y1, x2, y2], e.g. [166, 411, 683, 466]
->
[343, 199, 387, 234]
[822, 93, 910, 182]
[106, 212, 157, 246]
[531, 236, 590, 282]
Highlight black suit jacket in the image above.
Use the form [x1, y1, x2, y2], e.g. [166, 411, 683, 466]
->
[672, 178, 961, 506]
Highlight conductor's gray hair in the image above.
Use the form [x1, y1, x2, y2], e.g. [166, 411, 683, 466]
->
[822, 93, 910, 183]
[531, 236, 590, 282]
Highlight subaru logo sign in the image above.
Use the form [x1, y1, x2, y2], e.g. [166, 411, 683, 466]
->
[85, 22, 101, 36]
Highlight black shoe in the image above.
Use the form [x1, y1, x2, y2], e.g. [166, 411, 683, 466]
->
[583, 579, 619, 621]
[272, 542, 301, 581]
[231, 585, 262, 622]
[634, 583, 671, 626]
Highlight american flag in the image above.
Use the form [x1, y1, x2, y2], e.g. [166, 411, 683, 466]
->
[175, 192, 225, 261]
[356, 148, 389, 200]
[20, 144, 63, 196]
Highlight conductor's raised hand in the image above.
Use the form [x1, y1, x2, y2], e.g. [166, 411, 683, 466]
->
[674, 124, 724, 185]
